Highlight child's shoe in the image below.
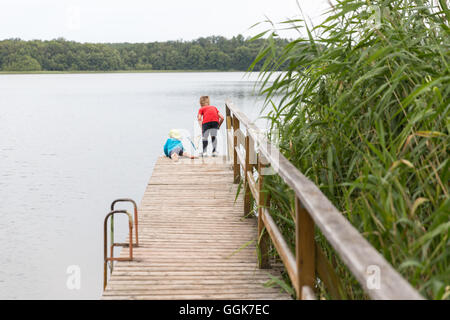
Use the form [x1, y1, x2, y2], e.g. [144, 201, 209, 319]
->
[212, 151, 218, 157]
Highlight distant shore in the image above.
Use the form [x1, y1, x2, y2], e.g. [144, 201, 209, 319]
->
[0, 69, 244, 75]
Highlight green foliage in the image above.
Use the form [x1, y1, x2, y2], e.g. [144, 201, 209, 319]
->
[264, 273, 296, 296]
[0, 36, 288, 72]
[253, 0, 449, 299]
[3, 55, 41, 71]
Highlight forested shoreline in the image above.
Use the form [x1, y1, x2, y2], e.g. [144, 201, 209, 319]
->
[0, 35, 288, 72]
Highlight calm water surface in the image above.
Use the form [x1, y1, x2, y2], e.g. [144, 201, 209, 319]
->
[0, 72, 269, 299]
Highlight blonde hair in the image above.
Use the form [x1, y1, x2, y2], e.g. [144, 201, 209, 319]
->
[169, 129, 181, 139]
[200, 96, 210, 106]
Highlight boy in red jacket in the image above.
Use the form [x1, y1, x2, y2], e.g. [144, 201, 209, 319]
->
[197, 96, 224, 157]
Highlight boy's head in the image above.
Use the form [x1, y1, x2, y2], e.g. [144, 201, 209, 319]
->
[200, 96, 210, 107]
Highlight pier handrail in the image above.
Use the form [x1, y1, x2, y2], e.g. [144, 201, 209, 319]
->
[225, 100, 423, 300]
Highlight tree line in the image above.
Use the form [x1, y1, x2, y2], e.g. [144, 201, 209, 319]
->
[0, 35, 288, 72]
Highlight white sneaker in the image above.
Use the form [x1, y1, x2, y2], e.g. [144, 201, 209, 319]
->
[212, 151, 218, 157]
[201, 152, 207, 157]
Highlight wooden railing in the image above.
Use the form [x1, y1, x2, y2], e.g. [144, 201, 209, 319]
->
[225, 100, 423, 300]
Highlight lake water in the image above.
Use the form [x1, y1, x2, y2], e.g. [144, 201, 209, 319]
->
[0, 72, 269, 299]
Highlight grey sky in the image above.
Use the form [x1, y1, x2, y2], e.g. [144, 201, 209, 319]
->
[0, 0, 332, 43]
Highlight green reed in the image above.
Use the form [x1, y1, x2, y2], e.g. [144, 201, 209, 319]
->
[251, 0, 449, 299]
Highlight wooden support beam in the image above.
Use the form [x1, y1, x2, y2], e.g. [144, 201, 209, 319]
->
[244, 135, 252, 216]
[261, 207, 296, 285]
[258, 156, 270, 269]
[233, 115, 240, 183]
[225, 106, 233, 162]
[234, 146, 246, 168]
[295, 196, 316, 299]
[246, 171, 259, 205]
[316, 245, 346, 300]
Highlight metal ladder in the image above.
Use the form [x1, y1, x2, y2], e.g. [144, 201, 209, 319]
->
[103, 198, 139, 290]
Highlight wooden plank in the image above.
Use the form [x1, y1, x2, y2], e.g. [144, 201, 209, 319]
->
[109, 273, 280, 280]
[102, 293, 290, 300]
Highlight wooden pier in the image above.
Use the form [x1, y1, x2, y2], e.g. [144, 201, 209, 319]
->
[102, 156, 290, 300]
[101, 101, 422, 300]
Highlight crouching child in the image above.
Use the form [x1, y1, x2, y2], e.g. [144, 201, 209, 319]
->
[164, 129, 195, 161]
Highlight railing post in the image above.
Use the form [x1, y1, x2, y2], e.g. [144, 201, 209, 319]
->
[225, 105, 233, 162]
[258, 155, 270, 269]
[295, 196, 316, 299]
[233, 115, 240, 183]
[244, 135, 252, 216]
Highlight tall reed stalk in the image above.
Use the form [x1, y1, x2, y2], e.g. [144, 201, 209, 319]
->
[251, 0, 449, 299]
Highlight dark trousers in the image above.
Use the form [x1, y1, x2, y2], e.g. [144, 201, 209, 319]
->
[202, 121, 219, 153]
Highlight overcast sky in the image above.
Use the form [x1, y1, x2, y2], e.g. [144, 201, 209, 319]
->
[0, 0, 333, 43]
